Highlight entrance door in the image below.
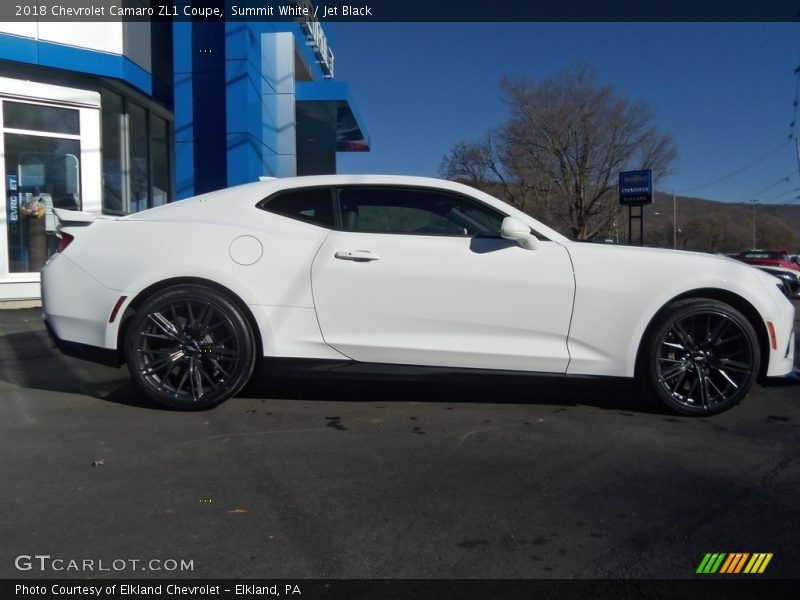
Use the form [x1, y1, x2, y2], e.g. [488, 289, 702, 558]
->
[2, 101, 82, 273]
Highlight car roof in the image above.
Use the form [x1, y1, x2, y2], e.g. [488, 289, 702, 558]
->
[127, 175, 571, 243]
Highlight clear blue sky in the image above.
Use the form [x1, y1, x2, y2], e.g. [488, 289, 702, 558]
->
[329, 23, 800, 205]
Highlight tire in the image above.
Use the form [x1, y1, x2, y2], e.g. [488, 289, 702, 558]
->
[640, 299, 761, 416]
[125, 285, 256, 410]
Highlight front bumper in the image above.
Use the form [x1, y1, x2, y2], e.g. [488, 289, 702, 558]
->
[764, 299, 796, 378]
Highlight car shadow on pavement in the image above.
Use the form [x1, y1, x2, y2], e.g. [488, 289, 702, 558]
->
[246, 372, 659, 413]
[0, 328, 154, 409]
[0, 325, 662, 414]
[99, 373, 659, 414]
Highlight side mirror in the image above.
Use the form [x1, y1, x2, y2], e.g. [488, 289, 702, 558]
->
[501, 217, 539, 251]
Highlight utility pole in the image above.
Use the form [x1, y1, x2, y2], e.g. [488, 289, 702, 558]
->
[751, 199, 758, 249]
[672, 190, 677, 249]
[796, 139, 800, 179]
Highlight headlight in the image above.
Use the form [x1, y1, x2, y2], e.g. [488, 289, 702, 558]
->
[776, 280, 792, 299]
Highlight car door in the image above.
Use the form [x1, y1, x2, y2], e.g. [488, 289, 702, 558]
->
[310, 186, 575, 373]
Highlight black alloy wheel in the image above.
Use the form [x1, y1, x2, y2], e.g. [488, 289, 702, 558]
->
[125, 285, 256, 410]
[643, 299, 760, 416]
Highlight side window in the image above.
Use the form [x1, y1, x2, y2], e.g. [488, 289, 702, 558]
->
[338, 187, 505, 236]
[259, 188, 334, 228]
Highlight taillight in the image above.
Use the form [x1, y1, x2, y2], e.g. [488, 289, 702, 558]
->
[56, 232, 74, 253]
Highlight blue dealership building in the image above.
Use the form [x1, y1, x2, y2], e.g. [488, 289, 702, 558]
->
[0, 8, 369, 302]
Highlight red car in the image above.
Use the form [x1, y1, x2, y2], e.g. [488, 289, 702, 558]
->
[734, 250, 800, 272]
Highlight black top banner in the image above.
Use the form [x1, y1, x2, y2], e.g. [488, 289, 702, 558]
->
[0, 0, 799, 22]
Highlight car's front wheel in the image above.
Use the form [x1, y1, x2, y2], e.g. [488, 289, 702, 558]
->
[125, 285, 256, 410]
[641, 299, 761, 416]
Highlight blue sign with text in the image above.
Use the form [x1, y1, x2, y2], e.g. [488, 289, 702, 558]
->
[619, 170, 653, 205]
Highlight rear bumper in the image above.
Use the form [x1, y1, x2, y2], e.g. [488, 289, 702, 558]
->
[41, 252, 123, 357]
[43, 317, 121, 367]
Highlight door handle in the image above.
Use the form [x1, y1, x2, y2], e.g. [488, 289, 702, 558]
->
[335, 250, 380, 262]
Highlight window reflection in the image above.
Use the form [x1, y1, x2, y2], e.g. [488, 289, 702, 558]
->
[5, 132, 81, 272]
[129, 103, 149, 214]
[150, 114, 169, 208]
[4, 101, 80, 135]
[99, 91, 172, 215]
[101, 90, 125, 214]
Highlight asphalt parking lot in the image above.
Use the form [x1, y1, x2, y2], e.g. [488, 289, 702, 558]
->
[1, 304, 798, 580]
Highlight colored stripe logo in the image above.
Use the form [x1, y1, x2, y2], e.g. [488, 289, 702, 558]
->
[696, 553, 773, 574]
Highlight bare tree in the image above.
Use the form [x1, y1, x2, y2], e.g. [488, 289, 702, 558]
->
[441, 64, 677, 240]
[757, 215, 797, 250]
[681, 210, 747, 253]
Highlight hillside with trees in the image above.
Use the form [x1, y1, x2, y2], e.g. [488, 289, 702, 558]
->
[640, 194, 799, 253]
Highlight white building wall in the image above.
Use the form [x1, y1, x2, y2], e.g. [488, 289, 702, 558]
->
[0, 5, 152, 75]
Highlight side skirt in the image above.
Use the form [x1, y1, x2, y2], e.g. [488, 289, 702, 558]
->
[257, 357, 633, 385]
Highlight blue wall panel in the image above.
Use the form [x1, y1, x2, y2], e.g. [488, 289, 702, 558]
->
[170, 20, 353, 196]
[226, 133, 264, 187]
[0, 33, 37, 64]
[172, 22, 193, 74]
[174, 141, 194, 199]
[224, 59, 263, 145]
[172, 22, 194, 199]
[173, 72, 194, 144]
[225, 23, 290, 186]
[0, 33, 152, 95]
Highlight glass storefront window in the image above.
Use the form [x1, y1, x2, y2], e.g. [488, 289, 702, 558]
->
[128, 102, 149, 214]
[100, 91, 172, 215]
[150, 114, 170, 208]
[5, 132, 81, 273]
[101, 90, 125, 214]
[2, 92, 172, 277]
[4, 101, 80, 135]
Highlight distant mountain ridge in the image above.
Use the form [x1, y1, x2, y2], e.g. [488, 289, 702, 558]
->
[641, 192, 800, 252]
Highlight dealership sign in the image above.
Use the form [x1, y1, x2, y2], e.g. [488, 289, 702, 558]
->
[296, 0, 335, 78]
[619, 170, 653, 206]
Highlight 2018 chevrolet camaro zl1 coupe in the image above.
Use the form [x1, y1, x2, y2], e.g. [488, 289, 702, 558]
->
[41, 176, 796, 414]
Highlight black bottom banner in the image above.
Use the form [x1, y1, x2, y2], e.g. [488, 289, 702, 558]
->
[4, 579, 799, 600]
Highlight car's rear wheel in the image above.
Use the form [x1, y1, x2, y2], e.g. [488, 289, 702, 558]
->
[641, 299, 760, 416]
[125, 285, 256, 410]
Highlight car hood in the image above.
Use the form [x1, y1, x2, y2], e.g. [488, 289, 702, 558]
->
[564, 241, 783, 296]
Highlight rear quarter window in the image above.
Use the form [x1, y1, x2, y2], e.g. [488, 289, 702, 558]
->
[258, 188, 334, 228]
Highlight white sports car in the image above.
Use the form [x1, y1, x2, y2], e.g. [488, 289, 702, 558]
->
[41, 175, 796, 415]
